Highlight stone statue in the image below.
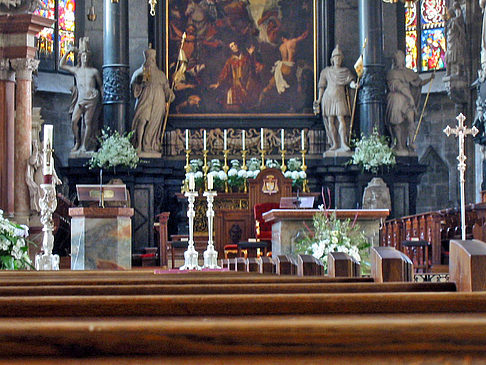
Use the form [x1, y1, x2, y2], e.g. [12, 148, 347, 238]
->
[313, 45, 355, 153]
[0, 0, 44, 13]
[386, 50, 434, 155]
[131, 48, 174, 156]
[480, 0, 486, 69]
[26, 139, 61, 213]
[445, 2, 466, 78]
[59, 37, 102, 154]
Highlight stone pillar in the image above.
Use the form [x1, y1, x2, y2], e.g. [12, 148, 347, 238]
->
[103, 0, 130, 133]
[358, 0, 386, 136]
[0, 59, 15, 216]
[10, 58, 39, 225]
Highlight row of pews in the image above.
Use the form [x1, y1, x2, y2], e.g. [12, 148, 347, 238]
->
[1, 241, 486, 363]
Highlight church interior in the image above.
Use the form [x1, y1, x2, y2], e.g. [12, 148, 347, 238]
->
[3, 0, 486, 362]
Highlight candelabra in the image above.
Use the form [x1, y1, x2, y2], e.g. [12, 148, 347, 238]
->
[182, 149, 191, 193]
[180, 190, 200, 270]
[35, 182, 60, 270]
[222, 149, 229, 193]
[202, 149, 209, 191]
[280, 149, 287, 173]
[241, 149, 248, 193]
[259, 148, 267, 170]
[301, 149, 309, 193]
[203, 190, 220, 269]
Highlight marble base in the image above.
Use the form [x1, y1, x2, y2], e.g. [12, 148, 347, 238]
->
[69, 207, 134, 270]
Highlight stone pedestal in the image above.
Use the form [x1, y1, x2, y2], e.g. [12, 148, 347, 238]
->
[69, 207, 134, 270]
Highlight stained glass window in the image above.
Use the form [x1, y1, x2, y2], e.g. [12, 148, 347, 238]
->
[34, 0, 76, 71]
[405, 0, 446, 72]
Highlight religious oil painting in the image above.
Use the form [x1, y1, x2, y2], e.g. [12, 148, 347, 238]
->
[165, 0, 316, 116]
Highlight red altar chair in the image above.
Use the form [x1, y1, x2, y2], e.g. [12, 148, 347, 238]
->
[254, 202, 280, 244]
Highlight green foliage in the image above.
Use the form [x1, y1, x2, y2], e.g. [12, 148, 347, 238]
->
[89, 128, 140, 170]
[284, 158, 307, 189]
[0, 210, 32, 270]
[349, 129, 396, 174]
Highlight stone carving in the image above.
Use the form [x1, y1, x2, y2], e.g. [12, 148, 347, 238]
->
[313, 45, 355, 153]
[59, 37, 102, 155]
[131, 48, 174, 155]
[0, 0, 43, 13]
[386, 50, 434, 155]
[445, 2, 466, 78]
[480, 0, 486, 69]
[102, 67, 130, 104]
[362, 177, 391, 210]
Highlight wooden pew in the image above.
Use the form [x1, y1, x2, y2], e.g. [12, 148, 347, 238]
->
[450, 239, 486, 291]
[371, 246, 413, 282]
[327, 252, 360, 277]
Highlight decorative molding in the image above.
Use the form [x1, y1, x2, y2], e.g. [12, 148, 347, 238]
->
[0, 58, 14, 81]
[358, 65, 386, 105]
[10, 57, 38, 80]
[102, 66, 130, 104]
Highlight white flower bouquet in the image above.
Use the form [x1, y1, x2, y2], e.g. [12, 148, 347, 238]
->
[284, 158, 307, 189]
[350, 129, 396, 174]
[0, 210, 32, 270]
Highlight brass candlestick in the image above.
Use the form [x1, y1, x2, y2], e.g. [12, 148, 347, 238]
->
[222, 149, 229, 193]
[202, 149, 209, 191]
[182, 149, 192, 192]
[280, 149, 287, 173]
[300, 149, 309, 193]
[259, 148, 266, 170]
[241, 149, 248, 193]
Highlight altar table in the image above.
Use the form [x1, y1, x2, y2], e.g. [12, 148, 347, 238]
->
[262, 209, 390, 256]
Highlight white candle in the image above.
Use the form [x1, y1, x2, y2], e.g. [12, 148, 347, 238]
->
[185, 129, 189, 150]
[203, 130, 207, 150]
[281, 129, 284, 150]
[224, 129, 227, 150]
[260, 128, 264, 149]
[301, 130, 305, 150]
[43, 124, 53, 175]
[242, 130, 245, 150]
[189, 174, 195, 191]
[208, 173, 213, 190]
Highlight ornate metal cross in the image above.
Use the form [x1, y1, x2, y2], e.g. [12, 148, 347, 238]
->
[443, 113, 479, 240]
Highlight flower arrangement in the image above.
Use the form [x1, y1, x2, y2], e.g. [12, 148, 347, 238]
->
[284, 158, 307, 189]
[227, 159, 246, 191]
[295, 192, 370, 273]
[349, 129, 396, 174]
[88, 128, 140, 170]
[0, 210, 32, 270]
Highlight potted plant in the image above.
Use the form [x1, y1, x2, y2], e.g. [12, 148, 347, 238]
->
[0, 210, 32, 270]
[349, 129, 396, 174]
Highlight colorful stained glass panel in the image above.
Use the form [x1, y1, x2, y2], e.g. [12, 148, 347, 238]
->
[420, 27, 445, 71]
[59, 0, 76, 32]
[59, 30, 75, 65]
[34, 0, 55, 19]
[405, 6, 417, 30]
[406, 30, 418, 71]
[421, 0, 445, 28]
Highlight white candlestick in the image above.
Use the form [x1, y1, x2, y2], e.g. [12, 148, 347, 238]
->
[203, 130, 207, 150]
[43, 124, 53, 175]
[189, 174, 195, 191]
[185, 129, 189, 150]
[224, 129, 227, 150]
[301, 130, 305, 150]
[242, 130, 245, 150]
[281, 129, 284, 150]
[260, 128, 264, 149]
[208, 173, 213, 190]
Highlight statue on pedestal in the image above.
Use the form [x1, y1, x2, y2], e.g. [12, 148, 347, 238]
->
[386, 50, 434, 155]
[131, 48, 174, 156]
[445, 2, 466, 78]
[60, 37, 102, 155]
[313, 45, 355, 154]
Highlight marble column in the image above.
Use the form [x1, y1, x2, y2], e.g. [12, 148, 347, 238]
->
[0, 59, 15, 216]
[11, 58, 39, 225]
[103, 0, 130, 133]
[358, 0, 386, 136]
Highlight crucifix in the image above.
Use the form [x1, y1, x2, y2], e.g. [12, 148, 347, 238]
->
[443, 113, 479, 240]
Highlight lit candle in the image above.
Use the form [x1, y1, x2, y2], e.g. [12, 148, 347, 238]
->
[224, 129, 227, 150]
[260, 128, 264, 149]
[208, 173, 213, 190]
[281, 129, 284, 150]
[43, 124, 53, 175]
[189, 174, 195, 191]
[301, 130, 305, 150]
[185, 129, 189, 150]
[203, 130, 207, 150]
[242, 130, 245, 150]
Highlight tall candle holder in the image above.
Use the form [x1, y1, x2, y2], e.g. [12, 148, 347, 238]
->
[259, 148, 267, 170]
[300, 149, 309, 193]
[222, 149, 229, 193]
[203, 190, 220, 269]
[202, 149, 209, 191]
[182, 149, 191, 192]
[180, 190, 201, 270]
[241, 149, 248, 193]
[280, 149, 287, 173]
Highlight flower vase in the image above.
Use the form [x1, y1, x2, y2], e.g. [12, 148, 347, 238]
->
[362, 177, 391, 210]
